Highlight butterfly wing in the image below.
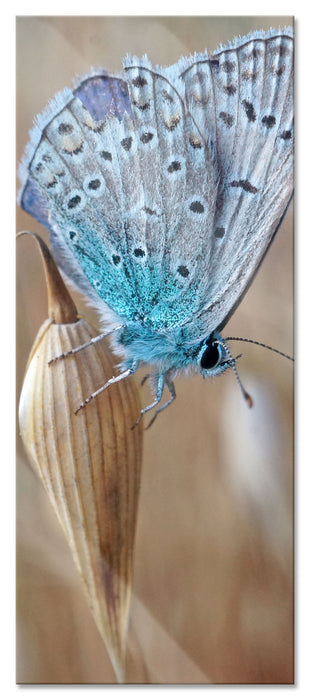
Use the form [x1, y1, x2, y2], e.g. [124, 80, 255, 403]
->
[18, 61, 220, 327]
[19, 28, 293, 344]
[171, 27, 294, 341]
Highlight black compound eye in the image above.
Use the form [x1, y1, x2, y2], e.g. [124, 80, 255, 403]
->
[200, 342, 221, 370]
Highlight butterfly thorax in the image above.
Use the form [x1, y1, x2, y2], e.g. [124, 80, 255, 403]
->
[113, 321, 228, 378]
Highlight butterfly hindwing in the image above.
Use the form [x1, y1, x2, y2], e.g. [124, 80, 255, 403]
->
[20, 59, 220, 326]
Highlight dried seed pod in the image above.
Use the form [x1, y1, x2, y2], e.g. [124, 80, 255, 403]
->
[18, 233, 143, 682]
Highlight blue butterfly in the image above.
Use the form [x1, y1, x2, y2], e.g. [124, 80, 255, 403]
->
[18, 28, 294, 425]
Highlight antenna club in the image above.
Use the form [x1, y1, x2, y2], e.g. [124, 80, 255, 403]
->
[245, 392, 253, 408]
[219, 338, 252, 408]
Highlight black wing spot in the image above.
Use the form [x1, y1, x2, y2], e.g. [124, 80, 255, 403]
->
[134, 248, 146, 258]
[69, 231, 77, 240]
[242, 99, 257, 122]
[142, 206, 157, 216]
[223, 84, 237, 95]
[112, 254, 121, 265]
[132, 100, 150, 111]
[230, 179, 258, 194]
[58, 123, 74, 135]
[215, 227, 225, 239]
[262, 115, 276, 128]
[280, 129, 292, 140]
[100, 150, 112, 161]
[46, 177, 57, 189]
[121, 136, 133, 151]
[68, 194, 81, 209]
[189, 200, 205, 213]
[140, 132, 154, 144]
[177, 265, 189, 278]
[168, 160, 182, 173]
[88, 178, 101, 190]
[221, 60, 236, 73]
[219, 111, 234, 128]
[132, 75, 147, 87]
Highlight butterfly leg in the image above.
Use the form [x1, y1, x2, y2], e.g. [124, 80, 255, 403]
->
[75, 360, 139, 414]
[132, 373, 166, 428]
[48, 324, 125, 364]
[145, 374, 176, 429]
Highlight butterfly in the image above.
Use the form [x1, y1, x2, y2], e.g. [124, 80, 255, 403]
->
[18, 27, 294, 426]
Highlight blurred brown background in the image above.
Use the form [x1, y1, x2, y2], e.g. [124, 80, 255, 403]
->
[16, 16, 294, 684]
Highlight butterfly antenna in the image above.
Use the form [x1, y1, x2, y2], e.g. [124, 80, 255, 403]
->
[224, 336, 293, 362]
[219, 340, 253, 408]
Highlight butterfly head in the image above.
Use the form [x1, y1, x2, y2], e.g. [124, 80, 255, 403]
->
[196, 332, 232, 378]
[197, 332, 253, 407]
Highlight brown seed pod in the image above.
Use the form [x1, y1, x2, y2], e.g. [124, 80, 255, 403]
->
[18, 233, 143, 682]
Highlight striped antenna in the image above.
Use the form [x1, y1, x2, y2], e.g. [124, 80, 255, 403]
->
[224, 337, 293, 362]
[216, 340, 253, 408]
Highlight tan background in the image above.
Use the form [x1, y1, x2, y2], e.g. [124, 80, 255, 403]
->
[16, 16, 294, 684]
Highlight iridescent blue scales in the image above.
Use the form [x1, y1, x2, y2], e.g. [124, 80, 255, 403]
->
[19, 28, 294, 424]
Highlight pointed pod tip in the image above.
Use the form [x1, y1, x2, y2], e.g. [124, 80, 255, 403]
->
[17, 230, 78, 324]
